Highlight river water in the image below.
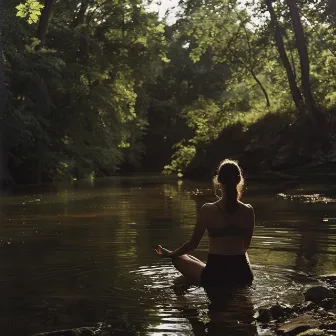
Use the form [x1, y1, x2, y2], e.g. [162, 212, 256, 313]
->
[0, 176, 335, 335]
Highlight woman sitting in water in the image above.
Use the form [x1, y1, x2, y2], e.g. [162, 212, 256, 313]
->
[155, 159, 255, 288]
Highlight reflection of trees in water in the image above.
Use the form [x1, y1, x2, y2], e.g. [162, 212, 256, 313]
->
[228, 189, 336, 275]
[271, 187, 336, 275]
[162, 182, 197, 228]
[294, 201, 335, 275]
[266, 191, 336, 275]
[1, 179, 335, 335]
[142, 182, 201, 258]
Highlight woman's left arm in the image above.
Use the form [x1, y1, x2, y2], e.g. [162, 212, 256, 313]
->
[156, 204, 208, 258]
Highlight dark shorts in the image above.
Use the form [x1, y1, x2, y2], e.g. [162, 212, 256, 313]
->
[201, 253, 253, 289]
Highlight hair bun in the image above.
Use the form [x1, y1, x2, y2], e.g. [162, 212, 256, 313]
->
[217, 161, 241, 186]
[213, 159, 244, 213]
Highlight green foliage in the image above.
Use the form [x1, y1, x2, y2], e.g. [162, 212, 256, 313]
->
[4, 0, 336, 183]
[164, 143, 196, 176]
[16, 0, 44, 24]
[161, 0, 336, 175]
[7, 0, 169, 183]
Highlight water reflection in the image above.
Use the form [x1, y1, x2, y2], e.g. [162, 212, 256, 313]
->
[172, 279, 257, 336]
[206, 290, 256, 336]
[0, 177, 335, 335]
[131, 262, 310, 336]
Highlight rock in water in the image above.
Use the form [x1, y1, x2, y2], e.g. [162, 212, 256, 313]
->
[296, 329, 326, 336]
[276, 314, 319, 335]
[270, 303, 292, 320]
[321, 321, 336, 330]
[320, 297, 336, 310]
[33, 327, 95, 336]
[256, 307, 272, 323]
[72, 328, 95, 336]
[319, 274, 336, 287]
[300, 301, 317, 312]
[304, 286, 334, 303]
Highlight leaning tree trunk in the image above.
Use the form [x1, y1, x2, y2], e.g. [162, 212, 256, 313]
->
[36, 0, 55, 47]
[221, 13, 271, 108]
[265, 0, 304, 114]
[248, 67, 271, 108]
[285, 0, 325, 126]
[241, 21, 271, 108]
[0, 0, 13, 189]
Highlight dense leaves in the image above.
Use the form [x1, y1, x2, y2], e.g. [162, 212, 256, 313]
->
[2, 0, 168, 183]
[162, 0, 335, 175]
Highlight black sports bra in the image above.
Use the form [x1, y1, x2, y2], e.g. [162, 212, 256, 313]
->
[207, 203, 249, 238]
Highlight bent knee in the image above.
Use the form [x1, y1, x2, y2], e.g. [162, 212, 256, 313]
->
[172, 255, 188, 267]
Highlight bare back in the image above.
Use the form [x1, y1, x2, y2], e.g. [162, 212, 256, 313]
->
[202, 200, 255, 255]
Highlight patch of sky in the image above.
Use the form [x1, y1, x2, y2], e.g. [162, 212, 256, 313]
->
[146, 0, 180, 24]
[146, 0, 264, 29]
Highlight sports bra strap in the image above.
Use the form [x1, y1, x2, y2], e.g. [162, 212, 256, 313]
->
[215, 203, 230, 227]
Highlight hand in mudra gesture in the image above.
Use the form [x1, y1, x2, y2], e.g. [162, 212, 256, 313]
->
[155, 245, 172, 258]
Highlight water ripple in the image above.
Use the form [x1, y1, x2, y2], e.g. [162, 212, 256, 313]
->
[0, 179, 335, 336]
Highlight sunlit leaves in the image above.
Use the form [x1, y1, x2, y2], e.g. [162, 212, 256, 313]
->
[16, 0, 44, 24]
[183, 97, 225, 143]
[7, 0, 336, 181]
[160, 55, 170, 63]
[6, 0, 170, 181]
[164, 143, 196, 175]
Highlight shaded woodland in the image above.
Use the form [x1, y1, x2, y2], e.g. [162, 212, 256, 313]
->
[0, 0, 335, 186]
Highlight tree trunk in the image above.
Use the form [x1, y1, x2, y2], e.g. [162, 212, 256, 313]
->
[0, 0, 13, 188]
[240, 20, 271, 108]
[221, 15, 271, 108]
[36, 0, 55, 47]
[73, 0, 89, 64]
[73, 0, 89, 27]
[231, 7, 271, 109]
[282, 28, 297, 80]
[285, 0, 324, 126]
[248, 67, 271, 108]
[265, 0, 304, 114]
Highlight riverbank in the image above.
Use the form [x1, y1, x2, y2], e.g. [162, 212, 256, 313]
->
[1, 110, 335, 190]
[256, 274, 336, 335]
[180, 111, 336, 184]
[245, 163, 336, 184]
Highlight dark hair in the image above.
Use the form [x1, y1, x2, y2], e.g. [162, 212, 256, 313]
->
[213, 159, 244, 213]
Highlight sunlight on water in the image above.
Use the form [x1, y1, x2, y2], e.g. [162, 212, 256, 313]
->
[0, 177, 335, 335]
[131, 263, 314, 307]
[277, 192, 335, 203]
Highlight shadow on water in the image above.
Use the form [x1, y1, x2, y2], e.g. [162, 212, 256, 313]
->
[172, 276, 257, 336]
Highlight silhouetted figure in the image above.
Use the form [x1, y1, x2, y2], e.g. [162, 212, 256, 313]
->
[155, 159, 255, 287]
[156, 159, 256, 333]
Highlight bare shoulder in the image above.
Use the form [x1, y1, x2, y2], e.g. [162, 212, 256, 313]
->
[239, 202, 255, 214]
[199, 202, 217, 215]
[201, 201, 221, 210]
[200, 202, 214, 211]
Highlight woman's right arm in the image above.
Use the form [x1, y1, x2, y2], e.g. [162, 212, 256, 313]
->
[155, 204, 208, 258]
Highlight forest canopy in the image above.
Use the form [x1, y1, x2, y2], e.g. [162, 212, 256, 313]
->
[0, 0, 335, 185]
